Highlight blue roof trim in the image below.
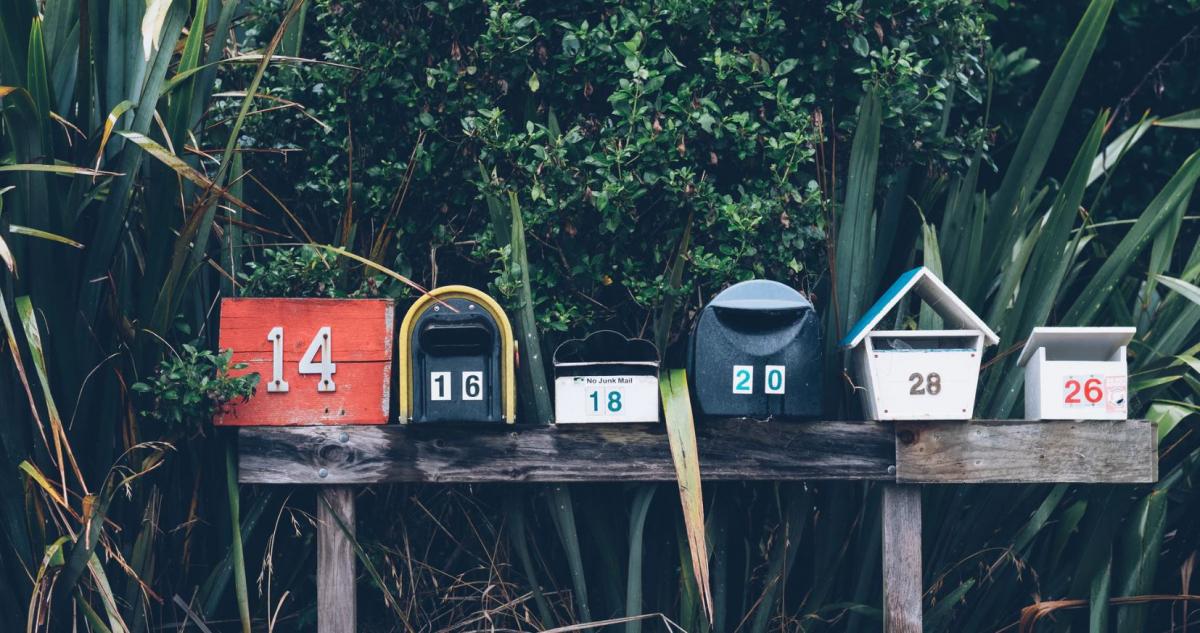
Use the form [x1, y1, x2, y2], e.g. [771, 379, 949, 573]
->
[838, 267, 924, 348]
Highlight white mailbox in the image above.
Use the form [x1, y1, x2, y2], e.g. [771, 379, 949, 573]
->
[840, 267, 999, 420]
[553, 331, 660, 424]
[1017, 326, 1135, 420]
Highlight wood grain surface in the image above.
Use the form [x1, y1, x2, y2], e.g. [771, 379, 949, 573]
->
[317, 487, 356, 633]
[882, 484, 922, 633]
[217, 298, 394, 426]
[238, 419, 896, 483]
[238, 419, 1157, 485]
[894, 419, 1157, 483]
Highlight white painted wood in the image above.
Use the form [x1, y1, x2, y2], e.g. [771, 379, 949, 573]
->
[859, 332, 983, 420]
[1019, 327, 1133, 420]
[554, 375, 660, 423]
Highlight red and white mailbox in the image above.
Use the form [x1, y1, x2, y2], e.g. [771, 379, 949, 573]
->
[1018, 326, 1135, 420]
[215, 298, 395, 426]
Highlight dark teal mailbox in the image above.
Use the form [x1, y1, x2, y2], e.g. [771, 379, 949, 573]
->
[686, 280, 822, 419]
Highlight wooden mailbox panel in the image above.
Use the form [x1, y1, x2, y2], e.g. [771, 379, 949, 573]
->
[217, 298, 394, 426]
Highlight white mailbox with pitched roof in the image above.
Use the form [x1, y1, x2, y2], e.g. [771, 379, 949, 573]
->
[1017, 326, 1135, 420]
[840, 267, 999, 420]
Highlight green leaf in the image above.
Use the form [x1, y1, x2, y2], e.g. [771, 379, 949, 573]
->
[1062, 149, 1200, 325]
[528, 71, 540, 93]
[852, 34, 869, 57]
[1156, 274, 1200, 307]
[984, 0, 1115, 277]
[660, 369, 713, 623]
[1155, 108, 1200, 129]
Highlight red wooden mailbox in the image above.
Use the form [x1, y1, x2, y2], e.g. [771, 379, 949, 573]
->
[216, 298, 395, 426]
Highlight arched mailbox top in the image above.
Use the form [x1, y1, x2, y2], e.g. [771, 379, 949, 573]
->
[709, 279, 813, 314]
[553, 330, 660, 367]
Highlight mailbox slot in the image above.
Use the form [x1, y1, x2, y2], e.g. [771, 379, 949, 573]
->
[687, 280, 822, 419]
[399, 286, 517, 424]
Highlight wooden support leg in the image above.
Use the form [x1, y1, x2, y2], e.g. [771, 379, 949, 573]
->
[882, 484, 922, 633]
[318, 486, 357, 633]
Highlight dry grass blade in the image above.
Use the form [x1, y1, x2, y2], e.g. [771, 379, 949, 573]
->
[659, 368, 713, 623]
[1019, 594, 1200, 632]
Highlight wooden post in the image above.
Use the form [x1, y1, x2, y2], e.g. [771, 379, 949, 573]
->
[882, 484, 922, 633]
[318, 486, 357, 633]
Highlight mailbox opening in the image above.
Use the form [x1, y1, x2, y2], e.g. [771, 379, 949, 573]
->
[418, 319, 494, 355]
[870, 333, 979, 352]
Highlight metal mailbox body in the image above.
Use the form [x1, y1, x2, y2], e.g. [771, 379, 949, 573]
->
[841, 267, 999, 421]
[553, 331, 660, 424]
[687, 280, 822, 419]
[215, 298, 395, 426]
[1018, 326, 1135, 420]
[398, 285, 516, 424]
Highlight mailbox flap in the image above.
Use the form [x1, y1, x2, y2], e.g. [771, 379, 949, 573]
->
[708, 279, 813, 315]
[1017, 326, 1136, 366]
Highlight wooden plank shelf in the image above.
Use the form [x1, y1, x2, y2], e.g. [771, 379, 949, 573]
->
[237, 418, 1156, 485]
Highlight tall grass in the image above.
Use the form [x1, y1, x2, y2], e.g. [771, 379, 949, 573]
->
[1, 0, 1199, 631]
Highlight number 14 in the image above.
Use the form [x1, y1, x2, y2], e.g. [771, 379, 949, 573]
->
[266, 326, 337, 393]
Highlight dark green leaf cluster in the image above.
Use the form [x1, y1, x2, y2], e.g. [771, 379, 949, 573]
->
[131, 345, 259, 428]
[245, 0, 990, 335]
[238, 245, 342, 298]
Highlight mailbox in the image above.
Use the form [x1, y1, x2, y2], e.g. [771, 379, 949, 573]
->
[687, 280, 822, 419]
[1017, 326, 1135, 420]
[840, 267, 998, 420]
[215, 298, 395, 426]
[553, 331, 660, 424]
[398, 285, 516, 424]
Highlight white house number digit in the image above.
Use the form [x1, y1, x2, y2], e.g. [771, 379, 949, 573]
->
[266, 326, 336, 393]
[267, 326, 290, 393]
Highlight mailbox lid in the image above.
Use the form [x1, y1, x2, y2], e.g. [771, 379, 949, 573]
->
[840, 266, 999, 349]
[1017, 326, 1136, 366]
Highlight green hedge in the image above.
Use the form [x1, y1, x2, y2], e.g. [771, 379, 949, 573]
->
[244, 0, 989, 337]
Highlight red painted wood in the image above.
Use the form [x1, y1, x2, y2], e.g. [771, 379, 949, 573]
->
[216, 298, 395, 426]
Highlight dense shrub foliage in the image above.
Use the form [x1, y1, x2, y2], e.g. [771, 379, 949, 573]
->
[245, 0, 989, 336]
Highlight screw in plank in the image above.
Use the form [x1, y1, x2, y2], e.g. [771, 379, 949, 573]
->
[338, 432, 349, 443]
[318, 468, 329, 479]
[887, 465, 896, 475]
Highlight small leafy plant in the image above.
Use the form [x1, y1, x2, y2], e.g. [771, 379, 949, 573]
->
[238, 245, 342, 298]
[132, 345, 259, 428]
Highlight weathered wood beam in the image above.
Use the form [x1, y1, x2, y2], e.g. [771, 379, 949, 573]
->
[882, 484, 922, 633]
[237, 419, 1157, 485]
[237, 419, 896, 484]
[895, 419, 1157, 484]
[317, 486, 356, 633]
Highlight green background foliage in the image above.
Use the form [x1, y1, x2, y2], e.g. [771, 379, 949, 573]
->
[2, 0, 1200, 631]
[244, 0, 989, 337]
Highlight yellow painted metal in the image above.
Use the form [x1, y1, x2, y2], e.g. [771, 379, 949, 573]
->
[397, 285, 517, 423]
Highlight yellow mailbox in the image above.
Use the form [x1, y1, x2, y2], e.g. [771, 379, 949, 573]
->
[398, 285, 517, 424]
